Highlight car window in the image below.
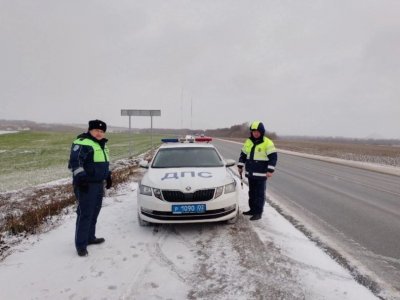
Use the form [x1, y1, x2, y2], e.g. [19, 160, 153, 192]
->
[152, 147, 224, 168]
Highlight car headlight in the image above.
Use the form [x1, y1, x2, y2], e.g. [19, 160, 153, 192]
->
[214, 186, 224, 199]
[139, 184, 152, 196]
[153, 188, 163, 200]
[214, 181, 236, 198]
[224, 181, 236, 194]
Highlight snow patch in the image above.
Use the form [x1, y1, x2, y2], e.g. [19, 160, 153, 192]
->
[0, 131, 18, 135]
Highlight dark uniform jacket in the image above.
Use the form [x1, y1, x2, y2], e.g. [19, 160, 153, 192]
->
[68, 132, 110, 184]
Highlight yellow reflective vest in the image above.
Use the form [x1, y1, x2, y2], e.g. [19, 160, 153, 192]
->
[238, 136, 277, 178]
[73, 138, 110, 162]
[69, 134, 110, 183]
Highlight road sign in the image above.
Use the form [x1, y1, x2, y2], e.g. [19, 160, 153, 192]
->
[121, 110, 161, 117]
[121, 109, 161, 157]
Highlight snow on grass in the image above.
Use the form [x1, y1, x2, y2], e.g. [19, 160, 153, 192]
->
[0, 166, 71, 192]
[0, 131, 18, 135]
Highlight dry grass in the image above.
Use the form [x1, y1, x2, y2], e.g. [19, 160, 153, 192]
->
[2, 185, 75, 235]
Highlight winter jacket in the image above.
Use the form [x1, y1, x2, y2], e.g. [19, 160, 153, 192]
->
[238, 136, 277, 179]
[68, 132, 110, 184]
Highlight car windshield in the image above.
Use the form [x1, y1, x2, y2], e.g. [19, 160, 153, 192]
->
[152, 147, 224, 168]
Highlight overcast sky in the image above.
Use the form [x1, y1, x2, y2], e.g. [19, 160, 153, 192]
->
[1, 0, 399, 138]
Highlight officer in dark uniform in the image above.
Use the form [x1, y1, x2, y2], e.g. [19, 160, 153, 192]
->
[68, 119, 112, 257]
[238, 121, 277, 221]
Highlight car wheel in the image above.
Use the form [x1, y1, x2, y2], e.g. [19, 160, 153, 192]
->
[137, 212, 151, 226]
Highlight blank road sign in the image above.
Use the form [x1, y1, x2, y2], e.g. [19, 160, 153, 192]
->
[121, 109, 161, 116]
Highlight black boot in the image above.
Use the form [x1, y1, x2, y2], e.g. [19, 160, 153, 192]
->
[242, 210, 254, 216]
[250, 214, 262, 221]
[77, 248, 88, 257]
[88, 237, 105, 245]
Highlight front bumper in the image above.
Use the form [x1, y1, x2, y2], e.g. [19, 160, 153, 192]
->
[138, 192, 238, 224]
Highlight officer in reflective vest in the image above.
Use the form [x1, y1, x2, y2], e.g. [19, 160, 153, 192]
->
[68, 119, 112, 257]
[238, 121, 278, 221]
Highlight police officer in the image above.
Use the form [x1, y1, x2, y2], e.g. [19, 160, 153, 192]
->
[238, 121, 277, 221]
[68, 119, 112, 256]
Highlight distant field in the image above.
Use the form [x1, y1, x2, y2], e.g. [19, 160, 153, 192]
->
[275, 140, 400, 167]
[1, 132, 398, 192]
[0, 131, 164, 192]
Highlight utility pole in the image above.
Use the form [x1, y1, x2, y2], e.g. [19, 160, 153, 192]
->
[190, 97, 193, 131]
[128, 115, 132, 157]
[180, 88, 183, 131]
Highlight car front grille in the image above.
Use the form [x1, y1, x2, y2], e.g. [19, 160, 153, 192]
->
[162, 189, 215, 202]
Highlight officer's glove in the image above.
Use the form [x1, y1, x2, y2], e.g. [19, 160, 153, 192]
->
[106, 174, 112, 190]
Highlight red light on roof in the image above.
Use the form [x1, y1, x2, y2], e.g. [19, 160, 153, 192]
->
[195, 137, 212, 142]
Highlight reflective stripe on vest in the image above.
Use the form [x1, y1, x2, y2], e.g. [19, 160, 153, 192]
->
[241, 137, 276, 161]
[73, 138, 109, 162]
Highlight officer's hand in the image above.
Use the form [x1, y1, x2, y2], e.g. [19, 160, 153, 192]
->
[266, 172, 273, 178]
[238, 167, 243, 175]
[106, 175, 112, 189]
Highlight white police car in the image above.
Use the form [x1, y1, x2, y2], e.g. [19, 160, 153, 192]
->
[137, 137, 239, 225]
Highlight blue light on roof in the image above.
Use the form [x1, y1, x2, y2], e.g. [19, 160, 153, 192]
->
[161, 138, 179, 143]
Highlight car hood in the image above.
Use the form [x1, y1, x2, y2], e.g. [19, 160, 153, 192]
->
[142, 167, 234, 191]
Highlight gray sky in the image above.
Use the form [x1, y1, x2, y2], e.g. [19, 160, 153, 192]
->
[1, 0, 400, 139]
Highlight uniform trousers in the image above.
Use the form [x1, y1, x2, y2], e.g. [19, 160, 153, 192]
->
[74, 182, 103, 250]
[248, 178, 267, 214]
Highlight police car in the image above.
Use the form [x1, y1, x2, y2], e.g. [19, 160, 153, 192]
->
[137, 137, 239, 225]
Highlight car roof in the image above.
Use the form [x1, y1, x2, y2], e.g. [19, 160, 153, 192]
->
[159, 142, 216, 149]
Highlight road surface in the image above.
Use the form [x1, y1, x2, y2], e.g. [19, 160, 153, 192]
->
[213, 138, 400, 297]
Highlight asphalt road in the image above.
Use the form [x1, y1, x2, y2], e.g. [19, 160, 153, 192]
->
[212, 138, 400, 297]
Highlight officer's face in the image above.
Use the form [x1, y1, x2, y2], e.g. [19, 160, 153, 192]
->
[251, 130, 261, 139]
[90, 129, 105, 140]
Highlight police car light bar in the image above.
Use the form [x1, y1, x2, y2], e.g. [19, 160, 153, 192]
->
[161, 137, 212, 143]
[195, 137, 212, 142]
[161, 138, 179, 143]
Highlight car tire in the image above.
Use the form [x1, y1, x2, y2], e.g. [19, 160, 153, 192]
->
[138, 212, 151, 226]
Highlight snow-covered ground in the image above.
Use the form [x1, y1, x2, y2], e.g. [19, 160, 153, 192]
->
[0, 130, 18, 135]
[0, 180, 378, 300]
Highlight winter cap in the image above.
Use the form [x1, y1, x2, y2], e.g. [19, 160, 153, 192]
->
[88, 119, 107, 132]
[250, 121, 265, 135]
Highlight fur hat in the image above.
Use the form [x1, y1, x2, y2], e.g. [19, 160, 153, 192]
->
[88, 119, 107, 132]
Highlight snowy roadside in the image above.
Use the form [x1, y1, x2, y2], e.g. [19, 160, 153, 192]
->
[0, 180, 378, 300]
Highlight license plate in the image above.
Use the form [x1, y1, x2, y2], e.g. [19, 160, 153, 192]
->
[172, 204, 206, 214]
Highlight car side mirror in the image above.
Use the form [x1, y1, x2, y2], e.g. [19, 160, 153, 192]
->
[139, 160, 149, 169]
[225, 159, 236, 167]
